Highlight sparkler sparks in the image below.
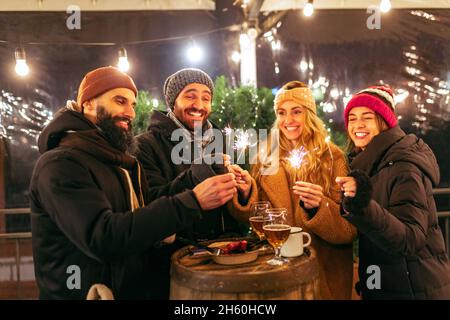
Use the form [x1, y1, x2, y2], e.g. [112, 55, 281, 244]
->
[287, 146, 308, 169]
[223, 125, 233, 136]
[234, 130, 251, 150]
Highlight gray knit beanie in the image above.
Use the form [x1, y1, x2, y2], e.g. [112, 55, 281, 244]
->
[163, 68, 214, 109]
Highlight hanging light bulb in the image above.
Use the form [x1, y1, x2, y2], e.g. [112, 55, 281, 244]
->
[231, 50, 241, 63]
[299, 58, 308, 73]
[303, 0, 314, 17]
[271, 40, 281, 51]
[186, 42, 204, 63]
[274, 62, 280, 74]
[380, 0, 391, 13]
[330, 87, 340, 99]
[15, 48, 30, 77]
[117, 47, 130, 72]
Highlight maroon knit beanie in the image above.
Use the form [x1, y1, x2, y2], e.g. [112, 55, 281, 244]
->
[344, 86, 397, 128]
[77, 66, 138, 109]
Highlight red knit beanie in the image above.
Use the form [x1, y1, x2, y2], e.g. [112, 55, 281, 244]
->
[77, 66, 138, 109]
[344, 86, 397, 128]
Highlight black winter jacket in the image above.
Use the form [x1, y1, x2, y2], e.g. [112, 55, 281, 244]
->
[343, 126, 450, 299]
[29, 108, 201, 299]
[134, 111, 242, 298]
[135, 110, 241, 240]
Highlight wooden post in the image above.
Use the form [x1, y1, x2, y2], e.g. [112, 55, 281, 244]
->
[0, 137, 6, 233]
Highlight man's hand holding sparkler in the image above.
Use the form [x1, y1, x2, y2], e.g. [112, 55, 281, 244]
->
[222, 154, 252, 201]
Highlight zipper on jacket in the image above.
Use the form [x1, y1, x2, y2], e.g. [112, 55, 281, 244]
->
[221, 211, 225, 233]
[404, 258, 415, 299]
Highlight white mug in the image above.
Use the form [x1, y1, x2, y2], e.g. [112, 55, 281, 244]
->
[280, 227, 311, 258]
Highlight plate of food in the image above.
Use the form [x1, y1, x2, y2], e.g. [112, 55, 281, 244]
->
[210, 240, 259, 265]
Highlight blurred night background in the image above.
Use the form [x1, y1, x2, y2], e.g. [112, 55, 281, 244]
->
[0, 1, 449, 209]
[0, 0, 449, 300]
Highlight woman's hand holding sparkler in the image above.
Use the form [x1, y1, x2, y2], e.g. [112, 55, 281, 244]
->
[335, 177, 357, 198]
[293, 181, 324, 209]
[226, 163, 252, 201]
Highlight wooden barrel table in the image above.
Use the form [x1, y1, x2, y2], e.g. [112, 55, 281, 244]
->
[170, 245, 320, 300]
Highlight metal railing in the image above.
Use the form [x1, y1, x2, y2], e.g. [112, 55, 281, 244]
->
[0, 208, 33, 299]
[433, 188, 450, 254]
[0, 208, 31, 215]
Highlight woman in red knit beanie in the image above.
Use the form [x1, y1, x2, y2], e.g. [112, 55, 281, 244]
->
[336, 85, 450, 299]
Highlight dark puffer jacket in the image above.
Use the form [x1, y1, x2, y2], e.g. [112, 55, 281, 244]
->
[29, 108, 202, 299]
[343, 125, 450, 299]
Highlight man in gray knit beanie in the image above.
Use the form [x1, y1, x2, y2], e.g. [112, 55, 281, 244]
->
[163, 68, 214, 131]
[133, 67, 243, 300]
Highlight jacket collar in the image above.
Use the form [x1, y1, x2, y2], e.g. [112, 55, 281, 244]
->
[351, 125, 406, 175]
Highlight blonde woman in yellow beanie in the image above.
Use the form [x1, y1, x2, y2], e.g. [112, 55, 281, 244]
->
[229, 81, 357, 300]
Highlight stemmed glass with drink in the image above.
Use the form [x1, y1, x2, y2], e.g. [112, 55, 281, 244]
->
[263, 208, 291, 266]
[249, 201, 271, 240]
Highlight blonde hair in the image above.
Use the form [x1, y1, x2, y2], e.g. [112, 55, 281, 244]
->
[252, 81, 342, 197]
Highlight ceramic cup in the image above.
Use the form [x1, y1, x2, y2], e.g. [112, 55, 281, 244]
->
[280, 227, 311, 258]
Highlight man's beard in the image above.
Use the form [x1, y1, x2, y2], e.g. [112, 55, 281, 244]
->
[96, 106, 136, 154]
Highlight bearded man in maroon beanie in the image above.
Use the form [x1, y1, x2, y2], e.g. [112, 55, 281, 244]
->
[29, 66, 238, 299]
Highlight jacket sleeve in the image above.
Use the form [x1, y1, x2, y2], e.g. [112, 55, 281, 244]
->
[343, 169, 430, 256]
[33, 157, 202, 262]
[299, 155, 357, 245]
[136, 134, 216, 201]
[227, 178, 259, 223]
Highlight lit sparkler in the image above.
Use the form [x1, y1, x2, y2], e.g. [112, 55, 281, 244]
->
[223, 125, 233, 136]
[287, 146, 308, 169]
[234, 130, 251, 150]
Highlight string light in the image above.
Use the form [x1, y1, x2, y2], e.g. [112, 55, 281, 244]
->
[299, 58, 308, 73]
[394, 89, 410, 104]
[117, 47, 130, 72]
[231, 50, 241, 63]
[303, 0, 314, 17]
[271, 40, 281, 51]
[380, 0, 391, 13]
[14, 48, 30, 77]
[274, 62, 280, 74]
[186, 42, 204, 63]
[330, 87, 340, 99]
[3, 24, 239, 78]
[152, 98, 159, 108]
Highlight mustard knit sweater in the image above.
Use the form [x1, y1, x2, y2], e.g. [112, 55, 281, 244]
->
[228, 144, 357, 300]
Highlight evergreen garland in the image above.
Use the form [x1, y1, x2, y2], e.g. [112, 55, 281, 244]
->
[133, 91, 165, 135]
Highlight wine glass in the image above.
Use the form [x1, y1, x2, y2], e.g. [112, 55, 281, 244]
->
[249, 201, 271, 240]
[263, 208, 291, 266]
